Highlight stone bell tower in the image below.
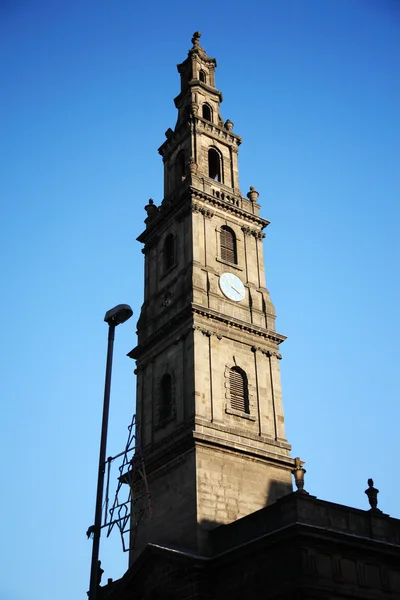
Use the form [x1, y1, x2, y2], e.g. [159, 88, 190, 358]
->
[128, 32, 294, 562]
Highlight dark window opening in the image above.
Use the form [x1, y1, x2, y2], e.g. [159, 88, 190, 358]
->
[208, 148, 221, 182]
[177, 151, 186, 181]
[160, 374, 173, 422]
[163, 233, 175, 271]
[220, 226, 237, 264]
[230, 367, 249, 414]
[202, 104, 212, 121]
[199, 70, 206, 83]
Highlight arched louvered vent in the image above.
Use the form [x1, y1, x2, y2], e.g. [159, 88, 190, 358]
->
[220, 226, 237, 264]
[229, 367, 249, 414]
[159, 374, 173, 422]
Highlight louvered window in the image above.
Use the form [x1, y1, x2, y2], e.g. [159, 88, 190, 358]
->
[230, 367, 249, 414]
[220, 226, 237, 264]
[159, 374, 173, 422]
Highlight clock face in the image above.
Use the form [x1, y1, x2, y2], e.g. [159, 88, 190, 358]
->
[219, 272, 246, 302]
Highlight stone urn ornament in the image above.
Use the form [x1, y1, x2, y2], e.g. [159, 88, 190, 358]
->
[247, 186, 259, 203]
[365, 478, 381, 512]
[292, 457, 308, 494]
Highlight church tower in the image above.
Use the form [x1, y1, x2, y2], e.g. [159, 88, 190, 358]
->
[129, 32, 294, 562]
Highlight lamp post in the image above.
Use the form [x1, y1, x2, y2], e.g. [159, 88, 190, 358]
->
[88, 304, 133, 600]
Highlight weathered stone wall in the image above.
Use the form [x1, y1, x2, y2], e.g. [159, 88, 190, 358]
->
[196, 444, 292, 548]
[131, 448, 198, 564]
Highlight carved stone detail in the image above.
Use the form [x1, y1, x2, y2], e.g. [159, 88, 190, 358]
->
[193, 325, 222, 340]
[241, 225, 265, 239]
[192, 202, 214, 219]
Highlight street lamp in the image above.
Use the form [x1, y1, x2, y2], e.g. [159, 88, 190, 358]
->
[88, 304, 133, 600]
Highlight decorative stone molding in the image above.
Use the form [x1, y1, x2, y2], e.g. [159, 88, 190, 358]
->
[191, 188, 268, 226]
[211, 188, 240, 207]
[193, 325, 222, 340]
[264, 350, 282, 359]
[192, 304, 286, 345]
[241, 225, 265, 239]
[138, 187, 269, 244]
[192, 202, 214, 219]
[196, 117, 241, 145]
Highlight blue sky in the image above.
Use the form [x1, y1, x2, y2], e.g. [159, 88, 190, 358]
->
[1, 1, 399, 598]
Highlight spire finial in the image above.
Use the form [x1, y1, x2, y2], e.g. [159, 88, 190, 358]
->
[191, 31, 201, 48]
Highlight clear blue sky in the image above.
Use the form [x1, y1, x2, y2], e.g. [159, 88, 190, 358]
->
[1, 1, 399, 598]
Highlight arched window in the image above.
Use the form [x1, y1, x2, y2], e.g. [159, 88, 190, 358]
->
[163, 233, 175, 271]
[199, 70, 206, 83]
[208, 148, 221, 181]
[202, 104, 212, 121]
[176, 150, 186, 181]
[220, 226, 237, 264]
[159, 373, 173, 422]
[230, 367, 249, 414]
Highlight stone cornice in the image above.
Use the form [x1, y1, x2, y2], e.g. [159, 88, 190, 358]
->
[193, 431, 293, 465]
[173, 82, 223, 109]
[192, 303, 286, 345]
[158, 114, 240, 159]
[195, 116, 242, 145]
[129, 302, 285, 362]
[137, 187, 269, 247]
[190, 188, 269, 228]
[128, 305, 193, 361]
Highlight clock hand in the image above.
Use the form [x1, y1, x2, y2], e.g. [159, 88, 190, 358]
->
[230, 284, 242, 295]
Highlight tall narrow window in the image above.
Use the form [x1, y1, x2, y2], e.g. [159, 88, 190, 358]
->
[202, 104, 212, 122]
[199, 70, 206, 83]
[176, 151, 186, 181]
[159, 374, 173, 422]
[230, 367, 249, 414]
[208, 148, 221, 181]
[220, 226, 237, 264]
[163, 233, 175, 271]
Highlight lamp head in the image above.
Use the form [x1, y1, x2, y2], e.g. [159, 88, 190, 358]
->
[104, 304, 133, 326]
